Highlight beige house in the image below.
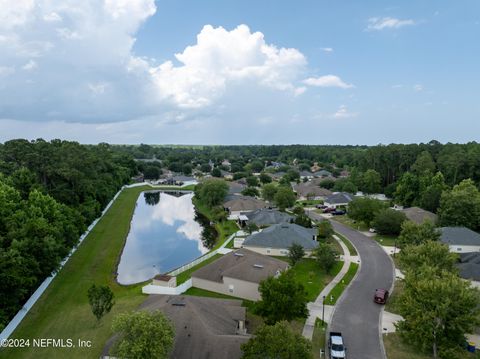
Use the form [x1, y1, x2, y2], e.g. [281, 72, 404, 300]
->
[191, 248, 288, 301]
[293, 182, 332, 201]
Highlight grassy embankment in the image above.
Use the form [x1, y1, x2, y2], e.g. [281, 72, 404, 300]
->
[1, 185, 155, 359]
[325, 262, 359, 305]
[335, 232, 357, 255]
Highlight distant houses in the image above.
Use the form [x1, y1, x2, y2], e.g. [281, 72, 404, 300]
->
[240, 223, 318, 256]
[439, 226, 480, 253]
[191, 248, 288, 301]
[158, 175, 198, 187]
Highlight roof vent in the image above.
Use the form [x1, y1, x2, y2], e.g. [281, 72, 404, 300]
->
[234, 253, 244, 257]
[253, 264, 264, 269]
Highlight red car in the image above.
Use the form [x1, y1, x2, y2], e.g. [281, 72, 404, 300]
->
[374, 288, 389, 304]
[323, 207, 335, 213]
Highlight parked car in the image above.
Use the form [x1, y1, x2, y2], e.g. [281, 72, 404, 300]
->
[328, 332, 347, 359]
[332, 209, 346, 215]
[316, 204, 327, 209]
[374, 288, 389, 304]
[323, 207, 335, 213]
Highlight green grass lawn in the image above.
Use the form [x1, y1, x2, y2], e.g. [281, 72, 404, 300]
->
[0, 185, 155, 359]
[385, 279, 404, 315]
[325, 262, 359, 305]
[333, 215, 370, 231]
[175, 253, 224, 285]
[374, 234, 398, 247]
[312, 319, 327, 359]
[290, 259, 343, 302]
[297, 199, 324, 206]
[335, 232, 357, 255]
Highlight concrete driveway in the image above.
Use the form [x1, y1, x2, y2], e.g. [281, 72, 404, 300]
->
[307, 212, 394, 359]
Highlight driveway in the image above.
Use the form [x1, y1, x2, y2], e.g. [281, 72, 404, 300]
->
[307, 211, 394, 359]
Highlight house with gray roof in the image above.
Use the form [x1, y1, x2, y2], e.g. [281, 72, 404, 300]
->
[191, 248, 288, 301]
[299, 170, 314, 180]
[457, 253, 480, 281]
[324, 192, 354, 208]
[242, 223, 318, 256]
[401, 206, 438, 225]
[293, 182, 332, 200]
[137, 295, 248, 359]
[227, 181, 247, 195]
[224, 195, 268, 219]
[439, 226, 480, 253]
[241, 208, 293, 227]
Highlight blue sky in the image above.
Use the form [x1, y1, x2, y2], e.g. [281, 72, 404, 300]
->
[0, 0, 479, 144]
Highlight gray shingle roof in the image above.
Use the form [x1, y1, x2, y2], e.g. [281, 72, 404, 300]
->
[243, 209, 293, 226]
[458, 253, 480, 280]
[439, 227, 480, 246]
[192, 248, 288, 284]
[313, 170, 332, 177]
[401, 207, 438, 225]
[243, 223, 319, 250]
[325, 192, 354, 205]
[139, 295, 248, 359]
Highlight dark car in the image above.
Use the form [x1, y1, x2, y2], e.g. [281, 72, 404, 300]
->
[374, 288, 389, 304]
[316, 204, 327, 209]
[332, 209, 346, 215]
[323, 207, 335, 213]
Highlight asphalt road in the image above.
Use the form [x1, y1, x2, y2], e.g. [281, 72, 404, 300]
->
[308, 212, 394, 359]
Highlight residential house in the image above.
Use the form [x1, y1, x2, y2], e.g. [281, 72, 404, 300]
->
[400, 206, 438, 225]
[220, 170, 233, 180]
[240, 208, 293, 228]
[242, 223, 318, 256]
[293, 182, 332, 201]
[191, 248, 288, 301]
[227, 181, 247, 195]
[299, 170, 314, 181]
[267, 171, 286, 181]
[313, 169, 332, 178]
[457, 253, 480, 281]
[160, 175, 198, 187]
[324, 192, 354, 208]
[439, 227, 480, 253]
[138, 295, 248, 359]
[223, 195, 268, 219]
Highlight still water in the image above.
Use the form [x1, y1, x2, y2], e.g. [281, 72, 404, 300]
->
[117, 191, 214, 285]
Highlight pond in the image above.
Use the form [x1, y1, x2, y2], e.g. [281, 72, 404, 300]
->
[117, 191, 216, 285]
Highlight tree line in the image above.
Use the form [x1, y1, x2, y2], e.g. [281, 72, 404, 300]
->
[0, 139, 137, 329]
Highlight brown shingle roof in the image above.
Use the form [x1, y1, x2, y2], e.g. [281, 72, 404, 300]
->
[401, 207, 438, 224]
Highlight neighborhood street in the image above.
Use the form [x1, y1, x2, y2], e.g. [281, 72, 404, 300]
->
[308, 211, 394, 359]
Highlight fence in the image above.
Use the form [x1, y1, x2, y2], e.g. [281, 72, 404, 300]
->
[142, 279, 193, 295]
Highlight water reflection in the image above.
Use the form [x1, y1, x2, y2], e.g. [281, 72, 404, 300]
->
[117, 191, 212, 285]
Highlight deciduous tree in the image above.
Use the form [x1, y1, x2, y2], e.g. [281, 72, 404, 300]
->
[87, 284, 115, 321]
[111, 310, 175, 359]
[288, 243, 305, 266]
[241, 321, 313, 359]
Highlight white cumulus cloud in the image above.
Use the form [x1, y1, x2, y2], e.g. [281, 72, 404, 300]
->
[367, 17, 415, 31]
[149, 24, 307, 108]
[303, 75, 354, 89]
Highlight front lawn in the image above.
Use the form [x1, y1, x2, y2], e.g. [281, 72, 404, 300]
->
[290, 259, 343, 302]
[325, 262, 359, 305]
[374, 234, 398, 247]
[335, 232, 357, 255]
[385, 279, 404, 315]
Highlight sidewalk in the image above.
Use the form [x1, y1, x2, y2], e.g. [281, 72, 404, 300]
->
[302, 234, 355, 339]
